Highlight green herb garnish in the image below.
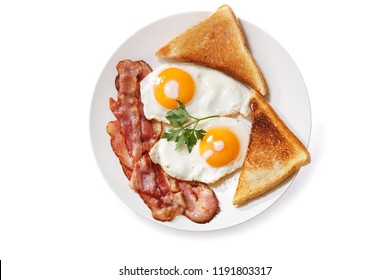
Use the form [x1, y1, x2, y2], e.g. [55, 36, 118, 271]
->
[162, 101, 219, 153]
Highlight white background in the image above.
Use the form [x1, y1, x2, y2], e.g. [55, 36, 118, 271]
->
[1, 0, 389, 279]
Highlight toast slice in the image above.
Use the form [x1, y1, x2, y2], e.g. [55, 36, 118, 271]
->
[156, 5, 267, 96]
[233, 93, 310, 206]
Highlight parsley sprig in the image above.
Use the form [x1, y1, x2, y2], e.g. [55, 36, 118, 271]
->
[162, 101, 219, 153]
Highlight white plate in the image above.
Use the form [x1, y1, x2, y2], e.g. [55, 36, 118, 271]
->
[90, 11, 311, 231]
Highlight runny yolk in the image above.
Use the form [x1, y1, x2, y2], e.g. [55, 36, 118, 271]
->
[199, 127, 240, 167]
[154, 67, 195, 109]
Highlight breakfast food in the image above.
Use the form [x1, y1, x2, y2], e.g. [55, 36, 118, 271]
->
[107, 60, 219, 223]
[154, 5, 310, 206]
[149, 117, 251, 184]
[140, 63, 253, 123]
[140, 61, 254, 185]
[106, 4, 310, 224]
[156, 4, 267, 97]
[233, 94, 311, 205]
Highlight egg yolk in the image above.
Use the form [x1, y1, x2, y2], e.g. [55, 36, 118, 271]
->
[154, 67, 195, 109]
[199, 127, 240, 167]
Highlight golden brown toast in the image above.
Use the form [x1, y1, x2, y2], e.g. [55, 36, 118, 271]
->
[155, 5, 267, 96]
[233, 93, 311, 206]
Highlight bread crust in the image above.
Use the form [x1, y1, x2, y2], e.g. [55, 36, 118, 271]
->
[156, 5, 267, 96]
[233, 93, 310, 206]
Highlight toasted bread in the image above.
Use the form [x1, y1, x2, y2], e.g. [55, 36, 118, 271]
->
[233, 93, 310, 206]
[156, 5, 267, 96]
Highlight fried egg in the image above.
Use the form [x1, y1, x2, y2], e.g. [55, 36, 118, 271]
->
[149, 117, 251, 184]
[140, 63, 253, 123]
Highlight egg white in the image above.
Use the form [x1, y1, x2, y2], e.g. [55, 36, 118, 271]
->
[149, 117, 251, 184]
[140, 63, 253, 123]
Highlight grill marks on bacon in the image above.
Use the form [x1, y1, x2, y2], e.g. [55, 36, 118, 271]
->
[107, 59, 219, 223]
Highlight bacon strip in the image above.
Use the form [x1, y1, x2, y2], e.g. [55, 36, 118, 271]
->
[107, 59, 219, 223]
[179, 182, 220, 223]
[109, 60, 162, 174]
[130, 155, 186, 222]
[106, 120, 133, 179]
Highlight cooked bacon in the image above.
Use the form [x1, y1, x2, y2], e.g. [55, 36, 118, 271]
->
[107, 59, 219, 223]
[178, 182, 220, 224]
[106, 120, 133, 179]
[130, 155, 186, 222]
[109, 60, 162, 166]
